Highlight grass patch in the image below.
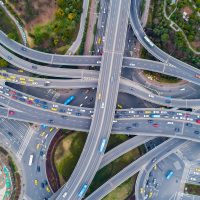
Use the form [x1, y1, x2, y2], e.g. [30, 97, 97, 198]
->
[54, 132, 87, 185]
[185, 183, 200, 196]
[0, 7, 21, 42]
[103, 176, 136, 200]
[143, 70, 181, 83]
[88, 138, 140, 197]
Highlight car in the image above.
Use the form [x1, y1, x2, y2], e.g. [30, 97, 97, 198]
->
[194, 130, 199, 134]
[59, 109, 66, 113]
[148, 120, 153, 124]
[18, 70, 24, 73]
[36, 143, 40, 150]
[140, 188, 144, 194]
[27, 100, 33, 105]
[76, 113, 81, 116]
[46, 186, 50, 192]
[48, 119, 54, 124]
[126, 127, 132, 130]
[19, 97, 26, 102]
[196, 119, 200, 124]
[167, 121, 174, 124]
[51, 107, 58, 111]
[41, 182, 45, 188]
[152, 158, 157, 163]
[148, 94, 154, 98]
[7, 131, 13, 137]
[61, 115, 68, 119]
[34, 179, 38, 186]
[9, 90, 16, 95]
[97, 60, 101, 64]
[101, 102, 105, 108]
[44, 81, 50, 86]
[49, 128, 54, 132]
[40, 151, 44, 157]
[21, 47, 27, 51]
[52, 104, 58, 108]
[196, 168, 200, 172]
[44, 180, 48, 185]
[165, 99, 171, 103]
[117, 104, 123, 109]
[37, 166, 40, 172]
[40, 132, 46, 137]
[8, 110, 15, 115]
[42, 105, 48, 109]
[195, 74, 200, 78]
[32, 65, 37, 69]
[90, 97, 94, 102]
[186, 123, 192, 127]
[132, 123, 138, 127]
[7, 56, 12, 60]
[153, 123, 159, 127]
[175, 128, 180, 132]
[148, 192, 153, 198]
[34, 99, 40, 104]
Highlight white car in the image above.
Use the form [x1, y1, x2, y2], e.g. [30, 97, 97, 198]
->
[101, 102, 105, 108]
[97, 61, 101, 64]
[167, 122, 174, 124]
[80, 109, 85, 112]
[53, 104, 58, 108]
[149, 94, 154, 98]
[129, 63, 135, 66]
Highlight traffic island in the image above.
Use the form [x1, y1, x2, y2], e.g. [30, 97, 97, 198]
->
[0, 147, 21, 200]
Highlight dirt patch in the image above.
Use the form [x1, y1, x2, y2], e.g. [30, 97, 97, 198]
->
[8, 0, 57, 31]
[62, 139, 72, 152]
[181, 6, 193, 15]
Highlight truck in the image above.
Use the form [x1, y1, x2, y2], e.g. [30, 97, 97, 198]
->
[64, 96, 75, 105]
[28, 154, 34, 166]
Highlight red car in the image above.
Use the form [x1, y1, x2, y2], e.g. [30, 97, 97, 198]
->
[12, 95, 17, 99]
[27, 100, 33, 105]
[9, 90, 16, 95]
[195, 74, 200, 79]
[9, 110, 15, 115]
[196, 119, 200, 124]
[153, 123, 159, 127]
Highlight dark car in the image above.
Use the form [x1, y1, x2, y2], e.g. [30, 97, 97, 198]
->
[148, 120, 153, 124]
[40, 151, 44, 156]
[48, 119, 54, 124]
[126, 126, 132, 130]
[194, 130, 199, 134]
[76, 113, 81, 116]
[21, 47, 27, 51]
[174, 128, 180, 132]
[132, 123, 138, 127]
[186, 123, 192, 127]
[32, 65, 37, 69]
[61, 115, 67, 119]
[41, 182, 45, 188]
[19, 98, 26, 102]
[165, 99, 171, 104]
[44, 180, 48, 185]
[59, 109, 66, 113]
[37, 166, 40, 172]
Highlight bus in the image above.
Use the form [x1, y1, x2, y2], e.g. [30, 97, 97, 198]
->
[64, 96, 75, 105]
[99, 138, 107, 153]
[28, 154, 34, 166]
[165, 170, 173, 180]
[150, 114, 160, 118]
[78, 184, 88, 198]
[97, 37, 102, 44]
[144, 36, 154, 47]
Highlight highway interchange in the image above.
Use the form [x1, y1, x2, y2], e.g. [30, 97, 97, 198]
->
[0, 0, 200, 199]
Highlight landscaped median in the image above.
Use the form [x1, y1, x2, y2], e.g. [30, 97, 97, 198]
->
[47, 130, 145, 200]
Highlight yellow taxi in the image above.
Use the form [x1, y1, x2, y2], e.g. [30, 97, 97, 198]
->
[19, 77, 26, 81]
[46, 186, 51, 192]
[140, 187, 145, 194]
[20, 81, 26, 85]
[28, 78, 34, 82]
[34, 179, 38, 185]
[153, 164, 157, 170]
[6, 78, 11, 81]
[196, 168, 200, 172]
[18, 69, 24, 73]
[49, 128, 54, 132]
[36, 143, 40, 150]
[28, 97, 34, 101]
[144, 110, 151, 114]
[51, 107, 58, 111]
[10, 75, 16, 79]
[148, 192, 153, 198]
[117, 104, 122, 109]
[40, 132, 46, 137]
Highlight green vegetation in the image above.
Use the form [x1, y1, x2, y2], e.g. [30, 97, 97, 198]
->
[85, 135, 142, 200]
[144, 0, 199, 67]
[30, 0, 83, 53]
[143, 70, 181, 83]
[0, 7, 21, 42]
[167, 0, 200, 51]
[54, 132, 87, 185]
[0, 58, 8, 67]
[185, 183, 200, 195]
[103, 177, 136, 200]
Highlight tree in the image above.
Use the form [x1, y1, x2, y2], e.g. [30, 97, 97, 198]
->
[161, 33, 169, 42]
[0, 58, 8, 67]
